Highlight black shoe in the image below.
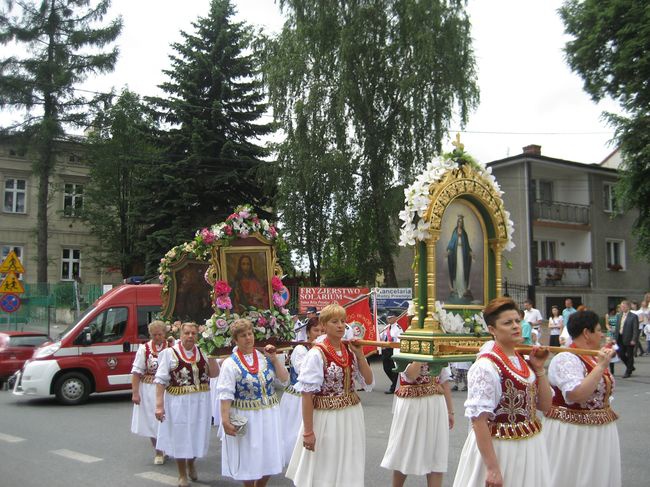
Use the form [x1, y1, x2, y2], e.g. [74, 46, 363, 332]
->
[622, 373, 631, 378]
[632, 366, 636, 371]
[385, 389, 395, 394]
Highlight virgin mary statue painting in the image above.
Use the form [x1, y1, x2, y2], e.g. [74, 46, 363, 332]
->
[446, 215, 473, 302]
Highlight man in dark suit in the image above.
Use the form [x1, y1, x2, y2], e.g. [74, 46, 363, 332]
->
[615, 300, 640, 378]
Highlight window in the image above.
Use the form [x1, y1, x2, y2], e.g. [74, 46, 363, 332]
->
[533, 240, 557, 263]
[75, 307, 128, 344]
[532, 179, 554, 203]
[61, 248, 81, 280]
[3, 178, 26, 213]
[137, 305, 163, 339]
[603, 183, 618, 213]
[1, 245, 24, 280]
[63, 183, 83, 217]
[606, 239, 625, 270]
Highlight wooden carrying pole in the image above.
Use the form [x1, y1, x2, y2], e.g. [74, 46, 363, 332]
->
[437, 344, 602, 357]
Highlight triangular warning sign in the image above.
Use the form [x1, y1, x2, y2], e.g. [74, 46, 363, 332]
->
[0, 271, 25, 293]
[0, 250, 25, 274]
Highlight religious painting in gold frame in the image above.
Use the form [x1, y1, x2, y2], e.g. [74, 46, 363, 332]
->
[435, 199, 487, 309]
[219, 246, 274, 315]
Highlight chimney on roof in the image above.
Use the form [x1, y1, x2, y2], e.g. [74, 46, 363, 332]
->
[523, 144, 541, 156]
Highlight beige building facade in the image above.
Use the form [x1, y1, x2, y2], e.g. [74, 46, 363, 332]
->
[0, 136, 121, 286]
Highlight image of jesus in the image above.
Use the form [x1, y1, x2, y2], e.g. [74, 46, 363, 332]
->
[232, 254, 269, 313]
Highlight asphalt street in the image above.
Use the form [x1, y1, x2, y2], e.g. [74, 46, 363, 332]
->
[1, 356, 649, 486]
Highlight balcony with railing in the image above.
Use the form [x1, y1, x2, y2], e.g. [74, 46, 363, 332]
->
[534, 261, 592, 288]
[532, 200, 590, 225]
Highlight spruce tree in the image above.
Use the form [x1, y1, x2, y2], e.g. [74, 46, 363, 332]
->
[0, 0, 122, 283]
[143, 0, 273, 271]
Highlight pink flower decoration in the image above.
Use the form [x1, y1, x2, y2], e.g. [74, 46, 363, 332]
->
[224, 226, 233, 235]
[200, 228, 215, 244]
[252, 217, 260, 224]
[269, 316, 277, 329]
[214, 280, 232, 296]
[272, 292, 284, 307]
[271, 275, 283, 292]
[280, 307, 289, 315]
[216, 319, 228, 329]
[258, 316, 268, 327]
[226, 213, 238, 221]
[268, 225, 278, 237]
[239, 209, 250, 219]
[216, 295, 232, 310]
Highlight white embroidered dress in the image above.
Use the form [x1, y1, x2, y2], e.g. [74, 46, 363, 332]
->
[279, 344, 309, 465]
[381, 363, 452, 475]
[452, 342, 551, 487]
[216, 349, 287, 481]
[153, 344, 212, 459]
[544, 352, 621, 487]
[130, 340, 164, 438]
[286, 340, 374, 487]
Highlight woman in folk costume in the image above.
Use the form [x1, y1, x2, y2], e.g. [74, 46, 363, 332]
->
[544, 310, 620, 487]
[217, 318, 289, 487]
[286, 303, 374, 487]
[131, 320, 168, 465]
[279, 317, 325, 465]
[154, 322, 219, 487]
[381, 359, 455, 487]
[452, 297, 552, 487]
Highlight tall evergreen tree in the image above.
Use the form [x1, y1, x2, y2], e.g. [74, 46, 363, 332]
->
[0, 0, 121, 282]
[143, 0, 273, 271]
[265, 0, 479, 286]
[84, 89, 159, 278]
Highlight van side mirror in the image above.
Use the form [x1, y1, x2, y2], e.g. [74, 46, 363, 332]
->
[122, 341, 131, 353]
[80, 327, 93, 346]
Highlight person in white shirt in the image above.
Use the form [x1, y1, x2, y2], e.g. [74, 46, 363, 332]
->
[524, 299, 544, 342]
[380, 313, 403, 394]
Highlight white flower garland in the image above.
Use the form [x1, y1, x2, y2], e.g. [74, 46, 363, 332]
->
[398, 155, 515, 251]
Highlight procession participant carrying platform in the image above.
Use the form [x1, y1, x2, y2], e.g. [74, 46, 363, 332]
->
[154, 322, 219, 487]
[286, 303, 374, 487]
[131, 320, 168, 465]
[381, 359, 454, 487]
[279, 317, 324, 466]
[544, 310, 621, 487]
[452, 297, 552, 487]
[217, 318, 288, 487]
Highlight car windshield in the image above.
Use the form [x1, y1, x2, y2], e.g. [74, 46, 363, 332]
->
[57, 306, 96, 340]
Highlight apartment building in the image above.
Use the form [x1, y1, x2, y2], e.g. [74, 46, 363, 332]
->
[0, 135, 121, 285]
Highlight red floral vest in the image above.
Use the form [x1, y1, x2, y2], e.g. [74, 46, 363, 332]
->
[478, 351, 542, 440]
[141, 341, 165, 383]
[547, 353, 618, 425]
[167, 346, 209, 395]
[396, 364, 444, 398]
[312, 342, 360, 409]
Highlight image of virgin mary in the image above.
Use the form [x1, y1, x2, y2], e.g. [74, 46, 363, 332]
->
[446, 215, 473, 303]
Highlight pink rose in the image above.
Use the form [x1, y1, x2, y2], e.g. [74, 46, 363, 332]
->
[268, 225, 278, 237]
[200, 228, 215, 244]
[280, 307, 289, 315]
[258, 316, 268, 327]
[216, 295, 233, 310]
[272, 292, 284, 307]
[271, 275, 283, 292]
[214, 280, 232, 296]
[224, 226, 233, 235]
[216, 319, 228, 329]
[252, 217, 260, 224]
[239, 209, 250, 219]
[269, 316, 277, 329]
[226, 213, 238, 221]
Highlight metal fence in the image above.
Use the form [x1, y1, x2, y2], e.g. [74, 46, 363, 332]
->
[0, 282, 103, 335]
[502, 279, 534, 307]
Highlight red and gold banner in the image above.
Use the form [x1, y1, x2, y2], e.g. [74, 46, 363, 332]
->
[343, 294, 377, 357]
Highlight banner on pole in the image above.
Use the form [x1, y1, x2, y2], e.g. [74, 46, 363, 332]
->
[343, 294, 377, 357]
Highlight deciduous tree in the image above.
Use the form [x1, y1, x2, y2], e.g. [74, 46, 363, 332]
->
[265, 0, 479, 285]
[560, 0, 650, 258]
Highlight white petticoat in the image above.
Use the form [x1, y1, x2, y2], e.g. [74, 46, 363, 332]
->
[131, 382, 158, 438]
[155, 391, 212, 459]
[279, 391, 302, 466]
[219, 405, 284, 481]
[543, 417, 621, 487]
[286, 403, 365, 487]
[452, 428, 550, 487]
[381, 394, 449, 475]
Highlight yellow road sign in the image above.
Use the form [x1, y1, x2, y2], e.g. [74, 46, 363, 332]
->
[0, 250, 25, 274]
[0, 271, 25, 293]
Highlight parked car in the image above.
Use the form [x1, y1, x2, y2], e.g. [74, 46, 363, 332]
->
[0, 331, 52, 383]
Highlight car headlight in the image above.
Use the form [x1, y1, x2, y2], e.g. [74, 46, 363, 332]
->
[33, 342, 61, 359]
